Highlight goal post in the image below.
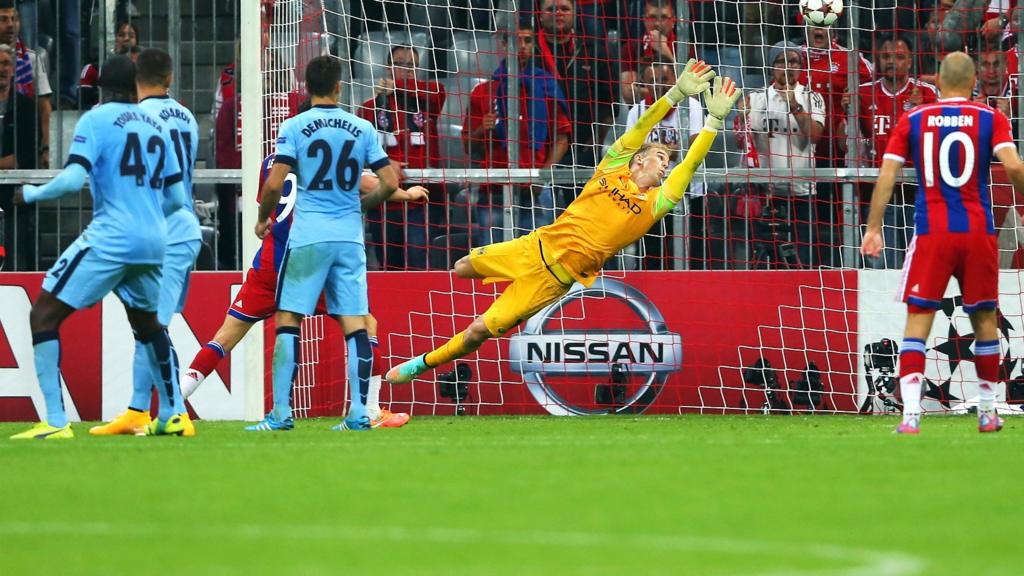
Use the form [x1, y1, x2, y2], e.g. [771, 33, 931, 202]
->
[239, 0, 264, 421]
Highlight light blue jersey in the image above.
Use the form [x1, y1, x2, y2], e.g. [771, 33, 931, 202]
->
[273, 104, 389, 248]
[139, 95, 200, 245]
[66, 102, 183, 264]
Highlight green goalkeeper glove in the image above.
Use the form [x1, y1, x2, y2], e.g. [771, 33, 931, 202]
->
[666, 59, 715, 105]
[703, 76, 742, 131]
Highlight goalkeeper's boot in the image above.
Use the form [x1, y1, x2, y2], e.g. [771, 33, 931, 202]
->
[979, 411, 1004, 433]
[895, 415, 920, 435]
[145, 414, 188, 436]
[331, 415, 371, 432]
[178, 413, 197, 437]
[244, 414, 294, 432]
[10, 422, 73, 440]
[371, 409, 410, 429]
[89, 409, 151, 436]
[386, 354, 429, 384]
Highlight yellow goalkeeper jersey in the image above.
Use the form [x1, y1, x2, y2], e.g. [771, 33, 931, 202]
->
[536, 164, 661, 287]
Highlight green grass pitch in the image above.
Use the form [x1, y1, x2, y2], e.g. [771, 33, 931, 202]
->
[0, 415, 1019, 575]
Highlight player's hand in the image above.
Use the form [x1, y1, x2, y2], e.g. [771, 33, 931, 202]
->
[703, 76, 742, 130]
[403, 185, 429, 202]
[255, 218, 272, 240]
[860, 227, 883, 258]
[666, 59, 714, 104]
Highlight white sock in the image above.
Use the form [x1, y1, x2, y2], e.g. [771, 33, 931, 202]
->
[181, 369, 205, 398]
[978, 381, 996, 414]
[366, 375, 382, 419]
[900, 373, 923, 422]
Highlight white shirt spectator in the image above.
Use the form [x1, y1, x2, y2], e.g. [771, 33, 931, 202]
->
[625, 95, 705, 196]
[747, 82, 826, 196]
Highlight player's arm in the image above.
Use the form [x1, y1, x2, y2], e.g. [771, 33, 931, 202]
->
[598, 59, 715, 172]
[360, 163, 399, 210]
[22, 113, 94, 203]
[653, 77, 742, 220]
[359, 173, 428, 203]
[20, 163, 87, 204]
[860, 157, 902, 258]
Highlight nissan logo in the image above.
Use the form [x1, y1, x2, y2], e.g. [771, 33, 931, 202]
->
[508, 278, 683, 415]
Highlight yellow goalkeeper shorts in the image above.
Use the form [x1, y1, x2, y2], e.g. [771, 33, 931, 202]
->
[468, 231, 573, 336]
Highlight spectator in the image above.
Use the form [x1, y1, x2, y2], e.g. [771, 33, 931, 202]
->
[358, 44, 446, 269]
[742, 41, 826, 267]
[798, 23, 873, 166]
[0, 0, 50, 168]
[855, 33, 937, 269]
[536, 0, 616, 168]
[463, 25, 571, 245]
[211, 39, 239, 125]
[974, 42, 1012, 117]
[619, 0, 677, 105]
[0, 42, 37, 270]
[79, 20, 138, 110]
[623, 60, 705, 269]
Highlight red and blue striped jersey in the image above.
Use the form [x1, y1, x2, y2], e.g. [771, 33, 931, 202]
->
[884, 97, 1014, 236]
[252, 154, 297, 271]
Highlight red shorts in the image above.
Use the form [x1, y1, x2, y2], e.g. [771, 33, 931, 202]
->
[899, 232, 998, 313]
[228, 267, 327, 322]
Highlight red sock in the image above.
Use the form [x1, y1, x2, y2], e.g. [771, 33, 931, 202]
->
[190, 341, 226, 377]
[899, 338, 926, 378]
[370, 337, 381, 377]
[974, 339, 1000, 383]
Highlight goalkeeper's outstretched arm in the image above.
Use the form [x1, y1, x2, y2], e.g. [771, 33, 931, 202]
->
[654, 76, 742, 220]
[599, 59, 715, 172]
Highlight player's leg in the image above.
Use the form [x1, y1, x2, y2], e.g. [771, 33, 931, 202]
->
[116, 264, 188, 436]
[324, 242, 374, 431]
[895, 235, 952, 434]
[12, 238, 110, 439]
[248, 244, 327, 430]
[896, 311, 936, 434]
[962, 234, 1003, 432]
[182, 267, 277, 397]
[9, 291, 77, 439]
[364, 313, 410, 428]
[181, 315, 254, 397]
[386, 235, 533, 384]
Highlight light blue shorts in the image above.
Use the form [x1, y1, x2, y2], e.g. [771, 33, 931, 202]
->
[277, 241, 368, 317]
[42, 236, 162, 312]
[157, 240, 201, 326]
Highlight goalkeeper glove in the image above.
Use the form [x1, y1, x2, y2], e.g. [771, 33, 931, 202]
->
[666, 59, 715, 105]
[703, 76, 742, 131]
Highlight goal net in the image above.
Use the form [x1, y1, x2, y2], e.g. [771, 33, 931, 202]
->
[250, 0, 1024, 418]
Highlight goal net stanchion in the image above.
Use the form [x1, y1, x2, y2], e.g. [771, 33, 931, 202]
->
[243, 0, 1024, 418]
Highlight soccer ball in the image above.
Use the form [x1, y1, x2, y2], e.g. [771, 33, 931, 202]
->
[800, 0, 844, 27]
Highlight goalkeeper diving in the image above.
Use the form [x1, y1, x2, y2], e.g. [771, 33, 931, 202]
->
[387, 60, 741, 384]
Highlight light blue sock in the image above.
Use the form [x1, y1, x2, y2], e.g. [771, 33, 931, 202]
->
[346, 329, 372, 420]
[33, 332, 67, 428]
[272, 326, 300, 422]
[128, 338, 152, 412]
[141, 329, 176, 421]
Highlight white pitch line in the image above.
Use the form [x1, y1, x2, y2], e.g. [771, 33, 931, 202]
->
[0, 521, 925, 576]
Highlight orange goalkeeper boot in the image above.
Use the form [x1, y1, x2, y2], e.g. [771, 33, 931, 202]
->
[89, 409, 151, 436]
[371, 409, 411, 429]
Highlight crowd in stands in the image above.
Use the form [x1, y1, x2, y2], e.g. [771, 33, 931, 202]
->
[3, 0, 1024, 274]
